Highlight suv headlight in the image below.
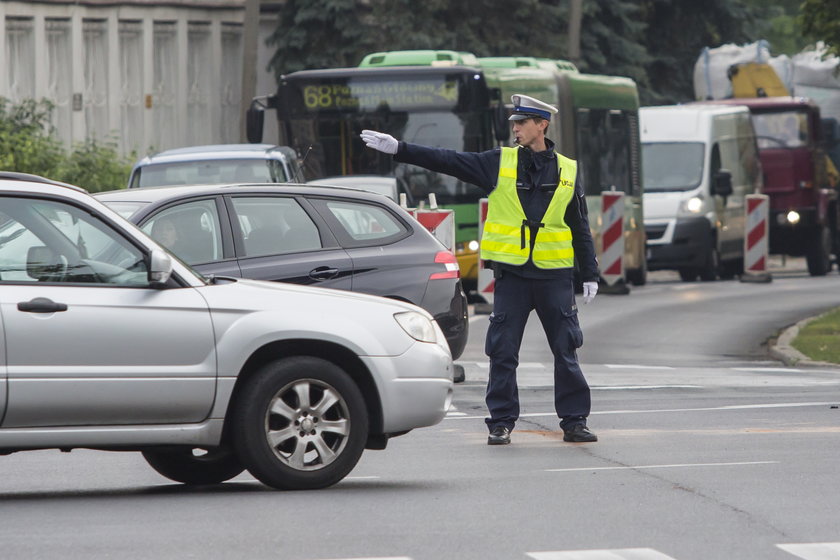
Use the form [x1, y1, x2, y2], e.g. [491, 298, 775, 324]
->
[394, 311, 438, 343]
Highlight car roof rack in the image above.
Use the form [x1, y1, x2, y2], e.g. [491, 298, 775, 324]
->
[0, 172, 86, 192]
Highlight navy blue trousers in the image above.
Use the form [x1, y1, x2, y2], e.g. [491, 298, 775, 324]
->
[484, 271, 591, 431]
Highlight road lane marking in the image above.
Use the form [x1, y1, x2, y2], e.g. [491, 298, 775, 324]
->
[545, 461, 778, 473]
[315, 557, 411, 560]
[593, 385, 702, 390]
[443, 401, 838, 420]
[527, 549, 677, 559]
[777, 543, 840, 559]
[733, 367, 805, 373]
[604, 364, 676, 370]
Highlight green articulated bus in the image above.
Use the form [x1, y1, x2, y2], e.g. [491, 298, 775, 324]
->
[246, 50, 646, 291]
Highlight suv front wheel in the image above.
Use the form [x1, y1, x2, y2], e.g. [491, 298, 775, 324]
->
[232, 356, 369, 490]
[142, 447, 244, 485]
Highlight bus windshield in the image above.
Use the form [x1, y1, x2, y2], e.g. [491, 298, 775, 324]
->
[285, 110, 487, 205]
[276, 71, 492, 206]
[642, 142, 705, 192]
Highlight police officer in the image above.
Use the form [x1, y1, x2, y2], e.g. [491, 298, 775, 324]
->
[360, 93, 599, 445]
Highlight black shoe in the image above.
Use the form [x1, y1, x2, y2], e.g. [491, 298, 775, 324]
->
[563, 424, 598, 442]
[487, 426, 511, 445]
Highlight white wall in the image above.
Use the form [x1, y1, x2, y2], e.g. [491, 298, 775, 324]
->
[1, 1, 246, 157]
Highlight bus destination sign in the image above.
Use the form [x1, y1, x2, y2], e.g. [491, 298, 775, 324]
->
[296, 78, 460, 113]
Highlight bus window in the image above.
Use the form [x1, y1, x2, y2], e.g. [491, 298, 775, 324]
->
[575, 108, 634, 197]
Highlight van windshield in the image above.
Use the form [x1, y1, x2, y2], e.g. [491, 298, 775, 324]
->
[642, 142, 704, 192]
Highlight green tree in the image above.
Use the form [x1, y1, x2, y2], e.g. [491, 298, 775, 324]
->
[577, 0, 651, 93]
[264, 0, 770, 106]
[746, 0, 809, 56]
[368, 0, 565, 59]
[800, 0, 840, 58]
[267, 0, 374, 78]
[638, 0, 759, 104]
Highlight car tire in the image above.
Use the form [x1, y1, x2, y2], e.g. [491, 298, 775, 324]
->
[626, 260, 648, 286]
[698, 246, 719, 282]
[142, 448, 244, 485]
[718, 258, 742, 280]
[678, 268, 697, 282]
[232, 356, 368, 490]
[806, 225, 831, 276]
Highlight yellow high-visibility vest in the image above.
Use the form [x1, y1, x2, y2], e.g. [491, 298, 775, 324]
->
[480, 146, 577, 268]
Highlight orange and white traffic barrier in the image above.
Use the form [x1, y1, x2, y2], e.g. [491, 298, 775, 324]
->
[600, 191, 625, 287]
[475, 198, 494, 311]
[741, 194, 772, 283]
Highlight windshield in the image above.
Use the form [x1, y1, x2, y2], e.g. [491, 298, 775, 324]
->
[133, 158, 287, 188]
[642, 142, 705, 192]
[751, 111, 809, 149]
[102, 201, 149, 219]
[287, 110, 487, 205]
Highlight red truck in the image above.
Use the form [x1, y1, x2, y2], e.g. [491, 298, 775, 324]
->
[703, 97, 839, 275]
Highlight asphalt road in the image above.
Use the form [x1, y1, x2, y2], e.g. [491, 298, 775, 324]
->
[1, 258, 839, 560]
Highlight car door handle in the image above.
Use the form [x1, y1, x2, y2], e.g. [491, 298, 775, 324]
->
[309, 266, 339, 281]
[18, 297, 68, 313]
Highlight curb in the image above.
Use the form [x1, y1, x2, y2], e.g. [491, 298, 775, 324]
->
[769, 313, 840, 368]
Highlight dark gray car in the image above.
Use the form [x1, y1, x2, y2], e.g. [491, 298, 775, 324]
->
[97, 183, 469, 360]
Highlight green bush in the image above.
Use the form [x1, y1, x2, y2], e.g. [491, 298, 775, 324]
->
[0, 97, 65, 177]
[0, 97, 133, 192]
[57, 138, 133, 193]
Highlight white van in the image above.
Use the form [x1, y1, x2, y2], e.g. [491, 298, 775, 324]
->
[640, 104, 762, 281]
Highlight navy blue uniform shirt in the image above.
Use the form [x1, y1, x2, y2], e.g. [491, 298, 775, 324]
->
[394, 139, 599, 282]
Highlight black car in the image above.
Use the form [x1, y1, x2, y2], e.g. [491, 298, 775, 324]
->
[96, 183, 468, 360]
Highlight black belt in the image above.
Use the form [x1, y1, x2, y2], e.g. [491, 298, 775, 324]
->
[521, 219, 545, 249]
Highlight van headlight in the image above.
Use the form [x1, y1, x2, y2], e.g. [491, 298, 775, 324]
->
[680, 196, 704, 215]
[394, 311, 438, 343]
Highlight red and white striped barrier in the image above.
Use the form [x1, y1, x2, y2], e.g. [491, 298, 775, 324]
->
[600, 191, 625, 286]
[476, 198, 494, 309]
[413, 208, 455, 251]
[741, 194, 772, 283]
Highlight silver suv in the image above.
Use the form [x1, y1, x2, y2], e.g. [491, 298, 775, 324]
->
[0, 172, 453, 490]
[128, 144, 305, 188]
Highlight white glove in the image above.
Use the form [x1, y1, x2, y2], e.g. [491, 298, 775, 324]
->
[582, 281, 598, 304]
[360, 130, 398, 155]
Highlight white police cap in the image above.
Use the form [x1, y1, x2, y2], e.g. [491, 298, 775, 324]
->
[509, 94, 558, 121]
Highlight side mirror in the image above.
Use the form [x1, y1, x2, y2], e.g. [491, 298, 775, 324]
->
[149, 249, 173, 288]
[821, 118, 837, 147]
[246, 105, 265, 144]
[493, 103, 510, 143]
[713, 169, 733, 198]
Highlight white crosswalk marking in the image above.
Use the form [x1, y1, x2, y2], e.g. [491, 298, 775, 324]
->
[778, 543, 840, 559]
[307, 544, 840, 560]
[527, 549, 677, 560]
[316, 557, 411, 560]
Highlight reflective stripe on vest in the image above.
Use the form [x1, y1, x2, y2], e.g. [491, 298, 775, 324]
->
[480, 146, 577, 269]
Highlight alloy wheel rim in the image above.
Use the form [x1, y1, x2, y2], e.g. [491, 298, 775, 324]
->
[264, 378, 350, 471]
